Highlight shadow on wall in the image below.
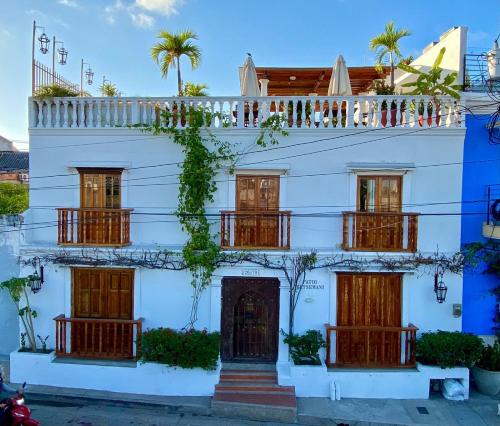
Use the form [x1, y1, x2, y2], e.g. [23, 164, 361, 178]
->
[0, 215, 22, 355]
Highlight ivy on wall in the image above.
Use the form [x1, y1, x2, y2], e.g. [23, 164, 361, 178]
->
[141, 107, 234, 328]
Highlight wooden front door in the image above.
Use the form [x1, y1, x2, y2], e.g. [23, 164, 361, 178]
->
[236, 175, 280, 248]
[357, 175, 403, 250]
[79, 169, 122, 244]
[72, 268, 134, 358]
[336, 273, 402, 367]
[221, 277, 279, 362]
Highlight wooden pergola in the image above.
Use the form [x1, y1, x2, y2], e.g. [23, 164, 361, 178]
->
[255, 66, 389, 96]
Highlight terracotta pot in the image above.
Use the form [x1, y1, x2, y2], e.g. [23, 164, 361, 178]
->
[381, 110, 388, 127]
[390, 108, 397, 127]
[419, 114, 424, 127]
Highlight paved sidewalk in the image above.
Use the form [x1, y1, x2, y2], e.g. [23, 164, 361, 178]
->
[8, 382, 500, 425]
[298, 392, 500, 425]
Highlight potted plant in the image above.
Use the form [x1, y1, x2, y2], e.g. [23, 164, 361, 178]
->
[282, 329, 325, 365]
[398, 47, 461, 127]
[472, 342, 500, 396]
[370, 79, 395, 127]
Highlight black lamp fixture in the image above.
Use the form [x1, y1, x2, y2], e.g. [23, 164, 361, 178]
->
[38, 32, 50, 54]
[434, 266, 447, 304]
[85, 66, 94, 85]
[57, 46, 68, 65]
[29, 257, 44, 293]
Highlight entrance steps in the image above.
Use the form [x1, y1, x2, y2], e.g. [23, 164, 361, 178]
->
[211, 364, 297, 422]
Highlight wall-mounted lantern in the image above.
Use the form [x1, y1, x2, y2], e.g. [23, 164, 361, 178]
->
[29, 257, 44, 293]
[434, 267, 447, 304]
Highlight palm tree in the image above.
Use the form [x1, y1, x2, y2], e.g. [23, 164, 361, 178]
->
[183, 82, 208, 96]
[151, 30, 202, 96]
[370, 21, 411, 89]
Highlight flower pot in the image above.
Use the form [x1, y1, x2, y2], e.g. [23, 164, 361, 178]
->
[390, 108, 397, 127]
[472, 366, 500, 396]
[381, 110, 388, 127]
[418, 114, 424, 127]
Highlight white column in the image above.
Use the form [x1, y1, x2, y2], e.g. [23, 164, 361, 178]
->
[277, 278, 290, 364]
[209, 279, 222, 333]
[259, 78, 269, 96]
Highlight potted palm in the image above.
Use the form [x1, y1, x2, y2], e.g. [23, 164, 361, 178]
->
[472, 342, 500, 396]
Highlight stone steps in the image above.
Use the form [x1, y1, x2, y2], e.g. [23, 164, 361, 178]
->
[211, 366, 297, 422]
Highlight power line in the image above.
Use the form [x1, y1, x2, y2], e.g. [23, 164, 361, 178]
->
[26, 101, 495, 182]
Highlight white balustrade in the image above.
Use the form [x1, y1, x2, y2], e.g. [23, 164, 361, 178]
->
[29, 95, 462, 130]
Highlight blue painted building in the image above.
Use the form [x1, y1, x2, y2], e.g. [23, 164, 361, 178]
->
[461, 98, 500, 337]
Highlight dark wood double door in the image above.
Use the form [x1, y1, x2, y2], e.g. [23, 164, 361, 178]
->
[72, 268, 134, 358]
[221, 277, 279, 362]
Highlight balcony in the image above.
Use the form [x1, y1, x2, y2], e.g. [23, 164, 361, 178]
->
[54, 315, 143, 360]
[220, 210, 291, 250]
[483, 184, 500, 239]
[30, 95, 462, 130]
[342, 211, 419, 252]
[325, 323, 418, 368]
[57, 207, 133, 247]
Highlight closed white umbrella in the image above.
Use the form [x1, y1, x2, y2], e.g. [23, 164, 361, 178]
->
[328, 55, 352, 96]
[239, 54, 260, 97]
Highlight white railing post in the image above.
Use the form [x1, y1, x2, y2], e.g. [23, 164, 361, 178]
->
[62, 100, 69, 128]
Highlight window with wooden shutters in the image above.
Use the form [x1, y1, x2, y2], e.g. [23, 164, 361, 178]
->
[79, 169, 122, 209]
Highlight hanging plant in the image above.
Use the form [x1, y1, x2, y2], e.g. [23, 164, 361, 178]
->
[141, 106, 234, 328]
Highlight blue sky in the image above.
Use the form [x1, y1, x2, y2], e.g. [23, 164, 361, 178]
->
[0, 0, 498, 146]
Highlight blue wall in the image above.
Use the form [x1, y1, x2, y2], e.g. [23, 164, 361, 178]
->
[461, 114, 500, 335]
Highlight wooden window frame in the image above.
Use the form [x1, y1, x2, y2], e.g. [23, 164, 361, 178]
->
[236, 175, 280, 211]
[78, 168, 123, 209]
[357, 175, 402, 213]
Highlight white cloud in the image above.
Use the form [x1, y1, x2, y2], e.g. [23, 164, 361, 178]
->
[135, 0, 184, 15]
[104, 0, 181, 28]
[58, 0, 79, 8]
[129, 12, 155, 28]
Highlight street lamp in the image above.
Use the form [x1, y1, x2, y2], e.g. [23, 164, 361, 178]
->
[80, 59, 94, 96]
[52, 37, 69, 83]
[32, 20, 50, 94]
[38, 32, 50, 54]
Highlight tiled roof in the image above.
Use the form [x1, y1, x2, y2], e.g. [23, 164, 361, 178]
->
[0, 151, 29, 172]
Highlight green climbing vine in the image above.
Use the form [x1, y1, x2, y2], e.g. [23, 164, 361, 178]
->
[142, 107, 234, 328]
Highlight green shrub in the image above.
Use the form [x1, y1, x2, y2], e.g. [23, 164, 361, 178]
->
[0, 183, 28, 214]
[35, 84, 78, 98]
[141, 327, 220, 370]
[416, 331, 484, 368]
[477, 341, 500, 371]
[282, 329, 325, 365]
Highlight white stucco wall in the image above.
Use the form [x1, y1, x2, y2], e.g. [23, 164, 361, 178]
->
[26, 127, 465, 254]
[0, 215, 22, 355]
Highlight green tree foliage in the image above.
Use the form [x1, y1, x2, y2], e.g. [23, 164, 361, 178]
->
[398, 47, 461, 100]
[183, 82, 208, 96]
[0, 183, 28, 214]
[35, 84, 78, 98]
[99, 82, 119, 97]
[151, 30, 202, 96]
[370, 21, 411, 88]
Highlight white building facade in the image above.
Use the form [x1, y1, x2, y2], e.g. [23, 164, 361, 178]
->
[12, 93, 467, 399]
